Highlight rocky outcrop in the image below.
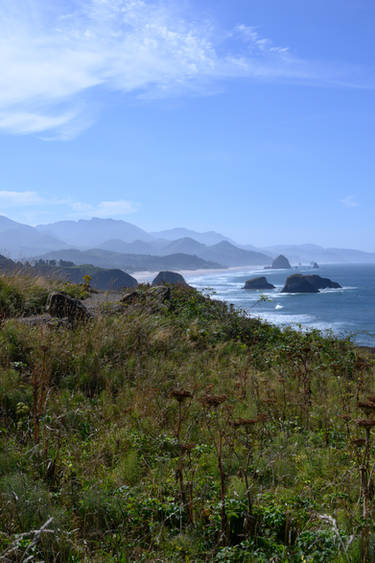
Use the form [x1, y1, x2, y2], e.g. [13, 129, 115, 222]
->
[122, 286, 171, 307]
[312, 262, 319, 269]
[149, 286, 171, 301]
[271, 255, 291, 269]
[281, 274, 342, 293]
[121, 289, 142, 306]
[243, 276, 275, 290]
[305, 275, 341, 291]
[91, 269, 138, 291]
[46, 292, 91, 321]
[121, 285, 174, 314]
[152, 271, 188, 286]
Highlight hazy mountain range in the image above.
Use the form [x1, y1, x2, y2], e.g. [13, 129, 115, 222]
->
[40, 249, 222, 273]
[262, 244, 375, 265]
[1, 215, 375, 270]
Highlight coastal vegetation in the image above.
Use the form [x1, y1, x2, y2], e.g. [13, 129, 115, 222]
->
[0, 272, 374, 561]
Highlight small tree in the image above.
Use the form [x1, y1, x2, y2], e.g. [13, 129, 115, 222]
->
[82, 274, 92, 292]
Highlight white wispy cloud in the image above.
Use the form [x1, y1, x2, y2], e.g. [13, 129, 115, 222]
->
[70, 199, 138, 217]
[340, 195, 360, 208]
[0, 190, 137, 220]
[0, 0, 361, 138]
[0, 190, 44, 205]
[234, 25, 290, 56]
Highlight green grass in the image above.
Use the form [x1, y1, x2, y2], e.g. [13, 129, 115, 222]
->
[0, 277, 374, 561]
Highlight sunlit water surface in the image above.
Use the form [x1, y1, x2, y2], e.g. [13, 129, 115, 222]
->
[185, 264, 375, 346]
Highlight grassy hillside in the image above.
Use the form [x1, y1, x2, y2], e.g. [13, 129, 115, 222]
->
[0, 274, 374, 561]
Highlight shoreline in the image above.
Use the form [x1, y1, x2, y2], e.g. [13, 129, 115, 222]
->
[132, 264, 375, 352]
[132, 264, 265, 283]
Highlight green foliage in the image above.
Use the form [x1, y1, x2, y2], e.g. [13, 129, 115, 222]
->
[0, 278, 24, 317]
[0, 275, 373, 560]
[61, 281, 90, 300]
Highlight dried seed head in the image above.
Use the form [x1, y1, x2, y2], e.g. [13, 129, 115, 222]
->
[171, 389, 193, 403]
[352, 438, 366, 448]
[201, 394, 227, 408]
[232, 418, 258, 427]
[231, 415, 267, 427]
[356, 418, 375, 429]
[179, 442, 196, 452]
[358, 399, 375, 412]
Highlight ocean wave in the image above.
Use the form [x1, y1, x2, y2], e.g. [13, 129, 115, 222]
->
[319, 286, 357, 293]
[253, 312, 315, 325]
[252, 312, 350, 333]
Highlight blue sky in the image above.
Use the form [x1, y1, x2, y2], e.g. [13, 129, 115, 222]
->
[0, 0, 374, 249]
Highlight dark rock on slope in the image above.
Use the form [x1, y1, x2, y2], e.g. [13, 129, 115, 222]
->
[243, 276, 275, 290]
[152, 271, 188, 286]
[46, 292, 91, 321]
[281, 274, 341, 293]
[122, 285, 174, 314]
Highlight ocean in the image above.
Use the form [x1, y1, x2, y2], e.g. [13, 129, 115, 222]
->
[185, 263, 375, 347]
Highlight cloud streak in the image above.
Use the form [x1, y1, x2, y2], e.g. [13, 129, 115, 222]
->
[0, 0, 364, 138]
[340, 195, 360, 208]
[70, 200, 138, 218]
[0, 190, 137, 221]
[0, 190, 44, 205]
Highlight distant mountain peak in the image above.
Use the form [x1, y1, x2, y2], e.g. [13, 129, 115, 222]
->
[37, 216, 153, 245]
[211, 240, 236, 249]
[151, 227, 233, 246]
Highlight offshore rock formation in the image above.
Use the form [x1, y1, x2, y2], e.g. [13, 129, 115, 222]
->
[152, 271, 188, 286]
[281, 274, 342, 293]
[243, 276, 275, 290]
[90, 269, 138, 290]
[272, 255, 292, 269]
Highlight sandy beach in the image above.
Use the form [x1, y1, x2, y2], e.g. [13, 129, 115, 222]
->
[132, 264, 265, 283]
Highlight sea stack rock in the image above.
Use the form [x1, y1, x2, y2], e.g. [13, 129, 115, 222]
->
[152, 271, 188, 286]
[305, 275, 341, 291]
[91, 269, 138, 291]
[243, 276, 275, 290]
[272, 255, 291, 269]
[281, 274, 341, 293]
[312, 262, 319, 269]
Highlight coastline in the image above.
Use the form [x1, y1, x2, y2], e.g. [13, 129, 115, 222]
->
[132, 264, 265, 283]
[131, 263, 375, 350]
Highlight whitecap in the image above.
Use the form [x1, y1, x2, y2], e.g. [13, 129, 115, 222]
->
[252, 312, 315, 325]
